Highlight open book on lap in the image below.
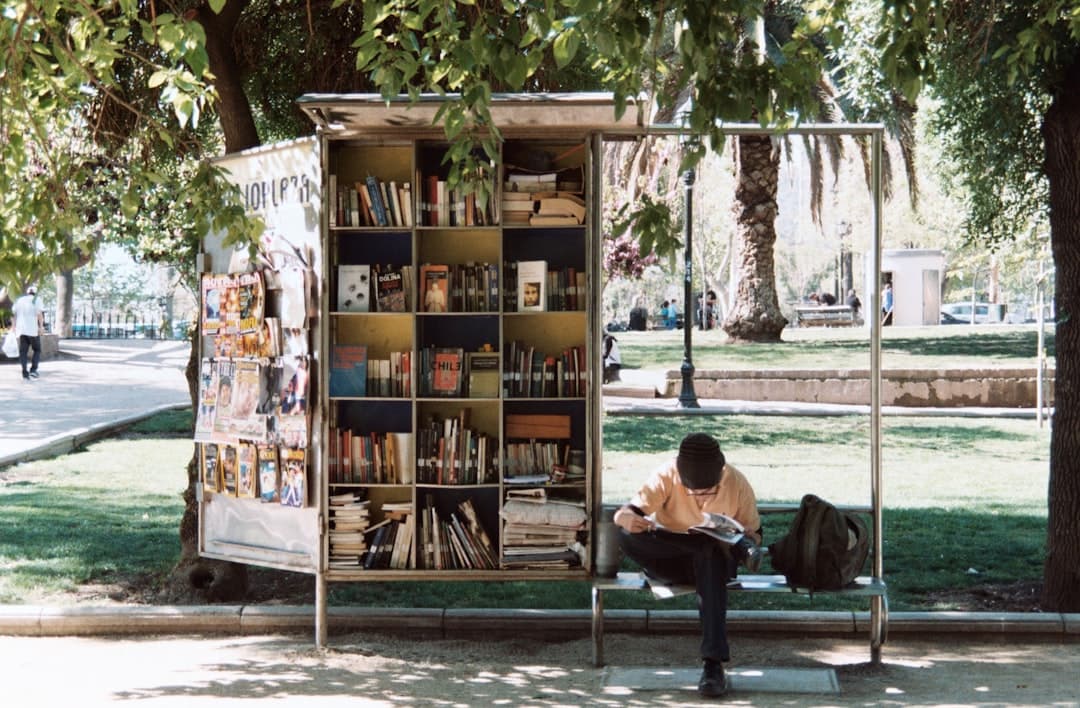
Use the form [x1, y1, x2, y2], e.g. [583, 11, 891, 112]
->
[654, 511, 745, 545]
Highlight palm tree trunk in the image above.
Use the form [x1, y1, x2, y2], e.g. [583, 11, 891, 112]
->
[722, 135, 788, 342]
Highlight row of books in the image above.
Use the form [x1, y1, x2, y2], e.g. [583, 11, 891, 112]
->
[337, 264, 414, 313]
[418, 262, 499, 313]
[419, 173, 497, 227]
[420, 347, 503, 399]
[416, 412, 498, 485]
[361, 503, 415, 569]
[503, 261, 587, 312]
[341, 260, 585, 314]
[503, 341, 587, 398]
[330, 175, 415, 228]
[199, 442, 307, 508]
[328, 430, 414, 485]
[328, 493, 371, 567]
[419, 497, 498, 570]
[329, 344, 412, 399]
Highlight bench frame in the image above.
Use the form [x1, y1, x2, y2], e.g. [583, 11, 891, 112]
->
[591, 504, 889, 667]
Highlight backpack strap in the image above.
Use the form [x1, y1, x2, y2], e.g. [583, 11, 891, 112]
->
[797, 494, 828, 591]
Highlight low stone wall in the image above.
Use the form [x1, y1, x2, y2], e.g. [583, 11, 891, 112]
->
[0, 333, 60, 361]
[663, 367, 1055, 408]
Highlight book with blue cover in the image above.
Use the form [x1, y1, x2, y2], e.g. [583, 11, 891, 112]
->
[329, 344, 368, 398]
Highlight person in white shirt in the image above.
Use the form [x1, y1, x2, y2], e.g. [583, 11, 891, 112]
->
[12, 285, 44, 381]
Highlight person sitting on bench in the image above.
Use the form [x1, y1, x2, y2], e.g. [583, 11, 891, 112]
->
[613, 432, 762, 698]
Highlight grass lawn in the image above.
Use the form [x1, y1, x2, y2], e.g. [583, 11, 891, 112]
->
[616, 323, 1054, 371]
[0, 398, 1050, 612]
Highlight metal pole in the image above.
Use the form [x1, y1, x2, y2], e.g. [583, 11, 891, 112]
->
[678, 156, 700, 408]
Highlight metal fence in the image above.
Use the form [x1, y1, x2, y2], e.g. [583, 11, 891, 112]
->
[68, 311, 191, 340]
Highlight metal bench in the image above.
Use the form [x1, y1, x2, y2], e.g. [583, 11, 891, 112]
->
[591, 503, 888, 667]
[793, 305, 856, 327]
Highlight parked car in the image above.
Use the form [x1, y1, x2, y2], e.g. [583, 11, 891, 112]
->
[940, 301, 997, 324]
[940, 311, 968, 325]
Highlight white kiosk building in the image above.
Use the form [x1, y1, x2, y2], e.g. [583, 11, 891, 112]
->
[865, 248, 945, 326]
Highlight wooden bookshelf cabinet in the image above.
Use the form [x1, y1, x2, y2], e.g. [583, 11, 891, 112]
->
[199, 94, 639, 643]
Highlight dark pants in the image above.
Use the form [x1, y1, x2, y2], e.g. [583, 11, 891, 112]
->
[618, 528, 737, 662]
[19, 335, 41, 376]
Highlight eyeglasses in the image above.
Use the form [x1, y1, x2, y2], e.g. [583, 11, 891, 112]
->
[686, 485, 718, 497]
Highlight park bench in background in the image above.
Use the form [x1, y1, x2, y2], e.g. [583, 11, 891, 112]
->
[591, 503, 888, 667]
[793, 305, 857, 327]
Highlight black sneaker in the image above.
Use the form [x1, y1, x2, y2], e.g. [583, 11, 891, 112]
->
[698, 658, 727, 698]
[29, 371, 39, 379]
[22, 373, 30, 381]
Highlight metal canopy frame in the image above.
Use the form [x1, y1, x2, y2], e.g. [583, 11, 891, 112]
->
[599, 121, 888, 656]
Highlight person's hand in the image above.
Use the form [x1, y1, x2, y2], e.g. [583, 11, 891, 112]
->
[614, 505, 655, 533]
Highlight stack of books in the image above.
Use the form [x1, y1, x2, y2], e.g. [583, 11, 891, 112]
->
[328, 493, 370, 568]
[499, 489, 586, 569]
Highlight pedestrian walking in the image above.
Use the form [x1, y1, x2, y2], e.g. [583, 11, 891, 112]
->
[12, 285, 44, 381]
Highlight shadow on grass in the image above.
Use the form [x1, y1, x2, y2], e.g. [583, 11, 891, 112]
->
[0, 486, 179, 596]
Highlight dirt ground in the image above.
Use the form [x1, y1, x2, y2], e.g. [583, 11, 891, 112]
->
[5, 630, 1079, 706]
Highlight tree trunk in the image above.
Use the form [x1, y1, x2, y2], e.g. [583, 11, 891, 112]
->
[54, 269, 75, 337]
[1041, 69, 1080, 612]
[722, 135, 788, 342]
[198, 0, 260, 153]
[167, 0, 258, 601]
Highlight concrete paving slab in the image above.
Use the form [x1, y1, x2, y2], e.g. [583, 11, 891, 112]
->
[603, 665, 840, 694]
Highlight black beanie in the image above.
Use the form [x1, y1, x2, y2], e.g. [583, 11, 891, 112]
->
[676, 433, 725, 489]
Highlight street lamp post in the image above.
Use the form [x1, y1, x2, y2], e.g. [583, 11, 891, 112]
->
[678, 141, 700, 409]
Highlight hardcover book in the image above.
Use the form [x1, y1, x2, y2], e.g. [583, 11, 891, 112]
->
[431, 347, 464, 397]
[338, 264, 371, 312]
[466, 351, 501, 398]
[516, 260, 547, 311]
[420, 263, 450, 313]
[374, 266, 407, 312]
[329, 344, 368, 398]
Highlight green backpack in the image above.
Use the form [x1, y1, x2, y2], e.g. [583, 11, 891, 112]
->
[768, 494, 870, 591]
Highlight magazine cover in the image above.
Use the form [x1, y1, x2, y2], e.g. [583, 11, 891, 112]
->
[221, 273, 241, 334]
[201, 442, 220, 492]
[279, 447, 307, 508]
[277, 266, 307, 329]
[229, 359, 266, 441]
[236, 442, 258, 498]
[236, 270, 265, 334]
[194, 358, 218, 441]
[200, 273, 231, 335]
[257, 444, 280, 503]
[277, 356, 310, 448]
[220, 443, 239, 496]
[211, 359, 236, 439]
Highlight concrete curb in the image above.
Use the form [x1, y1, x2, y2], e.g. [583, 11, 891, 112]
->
[0, 402, 189, 470]
[2, 606, 1077, 640]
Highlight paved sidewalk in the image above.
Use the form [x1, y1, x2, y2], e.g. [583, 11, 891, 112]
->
[4, 632, 1080, 706]
[0, 338, 190, 467]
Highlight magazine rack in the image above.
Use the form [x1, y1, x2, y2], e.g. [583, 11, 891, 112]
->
[196, 94, 638, 645]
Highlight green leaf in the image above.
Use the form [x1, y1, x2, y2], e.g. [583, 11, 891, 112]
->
[553, 29, 580, 68]
[208, 0, 226, 13]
